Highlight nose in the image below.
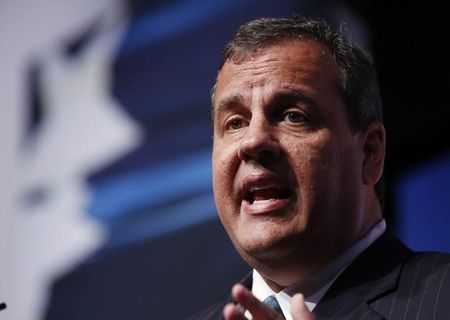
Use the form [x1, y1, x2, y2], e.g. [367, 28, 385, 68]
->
[237, 117, 280, 163]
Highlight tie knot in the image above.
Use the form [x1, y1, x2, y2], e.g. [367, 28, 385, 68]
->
[263, 295, 285, 319]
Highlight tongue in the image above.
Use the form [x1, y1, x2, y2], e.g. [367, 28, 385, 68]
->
[253, 188, 289, 201]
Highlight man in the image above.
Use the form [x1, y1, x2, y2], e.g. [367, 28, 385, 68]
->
[189, 17, 450, 319]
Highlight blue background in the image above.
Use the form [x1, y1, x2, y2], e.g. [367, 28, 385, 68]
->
[36, 1, 450, 319]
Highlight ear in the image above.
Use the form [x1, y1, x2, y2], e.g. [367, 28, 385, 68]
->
[360, 121, 386, 186]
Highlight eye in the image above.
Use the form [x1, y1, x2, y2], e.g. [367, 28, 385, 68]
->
[225, 116, 246, 131]
[229, 119, 242, 129]
[283, 110, 308, 124]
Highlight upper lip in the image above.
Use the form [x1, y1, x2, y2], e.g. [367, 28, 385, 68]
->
[239, 173, 291, 202]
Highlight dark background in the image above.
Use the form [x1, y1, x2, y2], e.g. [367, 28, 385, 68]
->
[38, 1, 449, 319]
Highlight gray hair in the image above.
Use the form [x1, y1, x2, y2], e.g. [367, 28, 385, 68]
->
[212, 16, 385, 206]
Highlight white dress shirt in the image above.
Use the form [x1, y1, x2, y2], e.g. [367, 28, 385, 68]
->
[246, 219, 386, 320]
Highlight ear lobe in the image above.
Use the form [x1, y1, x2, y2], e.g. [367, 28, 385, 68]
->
[361, 121, 386, 186]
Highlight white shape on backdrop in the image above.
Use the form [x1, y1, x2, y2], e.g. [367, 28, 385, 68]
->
[0, 1, 142, 319]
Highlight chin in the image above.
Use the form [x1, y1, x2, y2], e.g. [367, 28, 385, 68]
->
[236, 230, 301, 262]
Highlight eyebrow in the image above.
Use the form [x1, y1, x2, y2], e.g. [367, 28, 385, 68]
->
[215, 89, 314, 108]
[268, 89, 317, 109]
[215, 94, 245, 112]
[211, 88, 317, 122]
[211, 94, 245, 123]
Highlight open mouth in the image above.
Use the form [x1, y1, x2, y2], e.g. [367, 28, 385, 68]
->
[239, 173, 294, 215]
[241, 185, 293, 215]
[244, 187, 292, 204]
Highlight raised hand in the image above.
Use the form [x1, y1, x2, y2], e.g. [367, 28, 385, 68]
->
[223, 284, 316, 320]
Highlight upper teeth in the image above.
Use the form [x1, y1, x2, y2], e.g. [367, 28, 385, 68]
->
[249, 186, 274, 193]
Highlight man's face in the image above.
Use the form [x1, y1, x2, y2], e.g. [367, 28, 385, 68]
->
[212, 40, 370, 270]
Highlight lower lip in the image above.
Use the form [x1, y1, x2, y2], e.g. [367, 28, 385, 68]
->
[241, 198, 291, 215]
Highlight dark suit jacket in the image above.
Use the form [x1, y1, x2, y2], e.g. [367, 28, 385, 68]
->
[187, 234, 450, 319]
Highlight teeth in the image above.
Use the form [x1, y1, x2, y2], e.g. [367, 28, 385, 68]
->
[245, 186, 292, 205]
[249, 185, 277, 193]
[252, 199, 275, 204]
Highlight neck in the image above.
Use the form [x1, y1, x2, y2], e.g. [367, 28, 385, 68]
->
[255, 215, 385, 294]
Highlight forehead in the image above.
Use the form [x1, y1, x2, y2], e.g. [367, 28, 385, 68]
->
[213, 40, 340, 109]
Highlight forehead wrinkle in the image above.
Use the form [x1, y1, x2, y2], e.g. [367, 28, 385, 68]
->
[214, 81, 268, 118]
[237, 57, 281, 76]
[250, 84, 266, 110]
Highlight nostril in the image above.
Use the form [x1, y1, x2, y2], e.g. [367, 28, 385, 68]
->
[238, 134, 280, 162]
[238, 146, 280, 163]
[237, 146, 249, 162]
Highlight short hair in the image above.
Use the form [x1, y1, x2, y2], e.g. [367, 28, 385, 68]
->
[212, 16, 385, 207]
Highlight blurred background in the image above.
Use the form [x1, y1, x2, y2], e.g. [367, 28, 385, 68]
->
[0, 0, 449, 319]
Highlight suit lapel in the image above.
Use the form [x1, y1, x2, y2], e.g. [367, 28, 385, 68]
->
[212, 235, 412, 320]
[215, 272, 253, 319]
[240, 271, 253, 290]
[313, 234, 412, 320]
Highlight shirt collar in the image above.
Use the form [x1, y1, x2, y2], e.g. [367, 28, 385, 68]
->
[250, 219, 386, 319]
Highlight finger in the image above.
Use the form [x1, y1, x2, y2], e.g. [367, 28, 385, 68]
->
[223, 303, 247, 320]
[291, 294, 315, 320]
[231, 284, 282, 320]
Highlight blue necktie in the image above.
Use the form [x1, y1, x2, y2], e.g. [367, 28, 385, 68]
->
[263, 295, 285, 319]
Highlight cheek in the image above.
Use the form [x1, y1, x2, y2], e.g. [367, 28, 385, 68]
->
[212, 164, 233, 228]
[286, 135, 343, 211]
[291, 135, 362, 212]
[289, 135, 337, 179]
[212, 144, 238, 202]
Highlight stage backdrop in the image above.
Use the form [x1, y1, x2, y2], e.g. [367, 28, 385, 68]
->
[0, 1, 448, 319]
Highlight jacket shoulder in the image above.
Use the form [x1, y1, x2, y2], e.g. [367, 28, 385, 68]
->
[402, 251, 450, 282]
[374, 251, 450, 319]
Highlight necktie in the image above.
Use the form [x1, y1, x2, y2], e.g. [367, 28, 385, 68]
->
[263, 295, 285, 319]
